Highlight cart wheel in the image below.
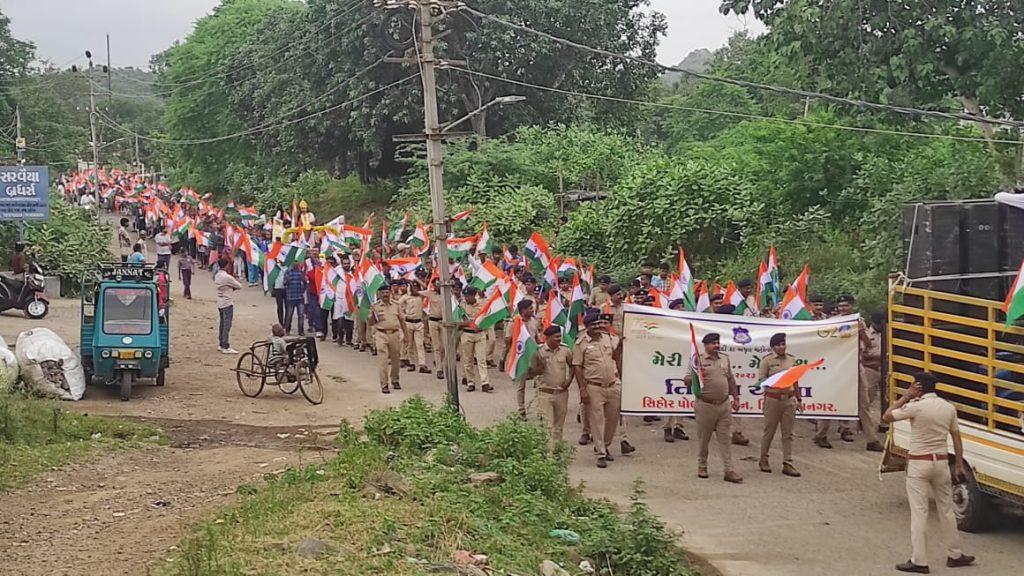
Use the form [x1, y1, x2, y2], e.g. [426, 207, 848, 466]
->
[119, 371, 134, 402]
[235, 352, 265, 398]
[298, 362, 324, 405]
[277, 364, 299, 395]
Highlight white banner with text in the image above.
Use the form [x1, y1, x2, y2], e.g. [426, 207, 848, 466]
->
[621, 304, 860, 419]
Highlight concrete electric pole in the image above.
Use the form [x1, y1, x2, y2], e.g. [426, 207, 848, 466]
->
[15, 105, 25, 165]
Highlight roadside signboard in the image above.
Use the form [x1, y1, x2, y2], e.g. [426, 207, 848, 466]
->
[0, 165, 49, 221]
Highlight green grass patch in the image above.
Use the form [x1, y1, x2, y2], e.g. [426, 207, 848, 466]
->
[0, 389, 165, 491]
[163, 397, 702, 576]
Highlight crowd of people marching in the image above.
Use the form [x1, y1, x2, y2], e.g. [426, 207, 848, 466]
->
[62, 169, 888, 478]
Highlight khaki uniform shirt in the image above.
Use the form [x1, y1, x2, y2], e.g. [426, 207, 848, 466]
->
[462, 299, 484, 329]
[590, 287, 610, 308]
[862, 327, 882, 371]
[399, 293, 424, 321]
[572, 332, 620, 386]
[534, 344, 572, 392]
[371, 300, 402, 331]
[691, 353, 735, 404]
[426, 290, 443, 320]
[759, 353, 798, 397]
[891, 393, 958, 455]
[608, 301, 624, 335]
[744, 295, 759, 317]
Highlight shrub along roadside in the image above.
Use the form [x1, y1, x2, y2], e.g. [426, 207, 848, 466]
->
[0, 385, 165, 491]
[164, 397, 702, 576]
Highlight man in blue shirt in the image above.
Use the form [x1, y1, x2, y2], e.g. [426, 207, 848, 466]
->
[283, 262, 307, 336]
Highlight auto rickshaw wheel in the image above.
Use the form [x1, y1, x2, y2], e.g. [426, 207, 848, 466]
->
[119, 371, 134, 402]
[297, 360, 324, 405]
[156, 368, 166, 386]
[236, 352, 265, 398]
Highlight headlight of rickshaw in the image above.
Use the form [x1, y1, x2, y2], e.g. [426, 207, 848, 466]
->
[100, 349, 111, 358]
[144, 350, 153, 359]
[134, 350, 143, 359]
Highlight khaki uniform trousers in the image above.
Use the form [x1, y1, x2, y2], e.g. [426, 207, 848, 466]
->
[355, 314, 368, 347]
[695, 398, 733, 473]
[374, 329, 401, 388]
[539, 388, 569, 444]
[429, 319, 445, 372]
[907, 460, 963, 565]
[761, 396, 796, 463]
[587, 382, 621, 458]
[403, 321, 427, 367]
[663, 416, 686, 432]
[461, 331, 489, 386]
[515, 376, 529, 415]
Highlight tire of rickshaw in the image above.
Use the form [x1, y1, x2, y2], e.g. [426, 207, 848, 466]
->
[236, 352, 265, 398]
[119, 371, 134, 402]
[298, 361, 324, 405]
[156, 368, 166, 387]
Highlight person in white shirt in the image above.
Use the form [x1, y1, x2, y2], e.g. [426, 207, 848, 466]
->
[214, 257, 243, 354]
[154, 230, 173, 269]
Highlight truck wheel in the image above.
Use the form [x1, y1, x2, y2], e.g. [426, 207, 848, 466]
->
[120, 371, 134, 402]
[952, 463, 993, 532]
[156, 368, 166, 387]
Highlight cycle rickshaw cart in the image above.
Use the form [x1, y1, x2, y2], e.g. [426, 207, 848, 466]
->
[232, 336, 324, 405]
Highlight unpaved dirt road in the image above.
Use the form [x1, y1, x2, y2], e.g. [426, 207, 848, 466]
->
[1, 245, 1021, 576]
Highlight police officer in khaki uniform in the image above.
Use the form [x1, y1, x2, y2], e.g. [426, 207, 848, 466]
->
[589, 275, 611, 308]
[572, 310, 622, 468]
[459, 286, 491, 392]
[529, 324, 575, 445]
[425, 280, 446, 380]
[369, 283, 406, 394]
[758, 333, 801, 477]
[883, 372, 975, 573]
[686, 332, 743, 483]
[604, 284, 636, 455]
[506, 299, 541, 417]
[400, 281, 430, 373]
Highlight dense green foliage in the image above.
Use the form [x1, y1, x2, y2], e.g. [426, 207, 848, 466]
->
[165, 398, 697, 576]
[0, 386, 163, 491]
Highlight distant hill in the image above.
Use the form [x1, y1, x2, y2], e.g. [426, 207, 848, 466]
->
[661, 48, 713, 85]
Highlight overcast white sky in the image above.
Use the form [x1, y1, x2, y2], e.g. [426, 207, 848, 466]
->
[1, 0, 764, 69]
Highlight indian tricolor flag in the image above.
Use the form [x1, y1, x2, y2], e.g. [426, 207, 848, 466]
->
[524, 231, 552, 276]
[758, 359, 825, 390]
[410, 222, 429, 249]
[777, 264, 812, 320]
[689, 323, 705, 397]
[452, 208, 473, 223]
[386, 257, 421, 278]
[756, 260, 776, 310]
[263, 241, 284, 292]
[193, 228, 209, 248]
[469, 290, 509, 330]
[694, 281, 712, 313]
[390, 211, 409, 243]
[723, 281, 747, 315]
[470, 259, 505, 291]
[543, 290, 569, 338]
[677, 248, 696, 309]
[505, 315, 539, 380]
[358, 257, 386, 299]
[446, 234, 478, 259]
[476, 222, 493, 254]
[1003, 258, 1024, 328]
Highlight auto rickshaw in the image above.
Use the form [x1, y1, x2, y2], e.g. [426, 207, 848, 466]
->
[81, 263, 170, 401]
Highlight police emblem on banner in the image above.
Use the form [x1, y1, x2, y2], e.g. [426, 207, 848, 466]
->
[732, 326, 752, 345]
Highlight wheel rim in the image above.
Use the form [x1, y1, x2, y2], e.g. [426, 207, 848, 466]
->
[235, 353, 265, 397]
[300, 369, 324, 405]
[952, 481, 970, 518]
[26, 301, 45, 316]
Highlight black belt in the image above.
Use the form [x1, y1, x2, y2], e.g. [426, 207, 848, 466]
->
[377, 329, 398, 334]
[429, 317, 442, 321]
[463, 329, 481, 334]
[405, 318, 422, 323]
[539, 388, 568, 394]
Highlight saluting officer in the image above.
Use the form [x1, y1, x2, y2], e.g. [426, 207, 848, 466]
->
[425, 279, 446, 380]
[686, 332, 743, 483]
[400, 280, 430, 373]
[369, 283, 406, 394]
[529, 324, 576, 445]
[758, 333, 801, 477]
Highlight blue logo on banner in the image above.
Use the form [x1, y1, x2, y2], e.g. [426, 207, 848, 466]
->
[0, 166, 49, 221]
[732, 326, 752, 344]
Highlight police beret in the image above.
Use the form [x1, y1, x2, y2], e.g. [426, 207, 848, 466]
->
[669, 298, 687, 310]
[463, 286, 477, 296]
[702, 332, 720, 344]
[379, 283, 391, 291]
[770, 333, 786, 347]
[606, 284, 622, 296]
[543, 325, 562, 337]
[717, 304, 736, 314]
[583, 310, 601, 326]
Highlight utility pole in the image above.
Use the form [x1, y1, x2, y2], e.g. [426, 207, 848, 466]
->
[106, 34, 113, 107]
[89, 71, 100, 170]
[14, 105, 25, 165]
[417, 1, 462, 409]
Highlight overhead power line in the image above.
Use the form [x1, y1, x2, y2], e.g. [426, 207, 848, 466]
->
[96, 72, 420, 145]
[458, 4, 1024, 130]
[446, 66, 1024, 146]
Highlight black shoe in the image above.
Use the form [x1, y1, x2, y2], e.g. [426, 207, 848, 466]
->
[663, 429, 675, 443]
[482, 384, 493, 393]
[620, 440, 636, 454]
[596, 457, 607, 469]
[436, 371, 444, 380]
[578, 433, 592, 446]
[467, 384, 476, 392]
[604, 453, 614, 462]
[392, 382, 401, 390]
[814, 436, 833, 449]
[673, 427, 689, 441]
[407, 365, 416, 372]
[946, 555, 974, 568]
[461, 377, 468, 386]
[895, 561, 930, 574]
[381, 387, 391, 395]
[841, 430, 855, 442]
[418, 366, 431, 374]
[371, 350, 378, 356]
[866, 441, 884, 452]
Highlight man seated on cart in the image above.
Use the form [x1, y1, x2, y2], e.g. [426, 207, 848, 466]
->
[268, 324, 289, 369]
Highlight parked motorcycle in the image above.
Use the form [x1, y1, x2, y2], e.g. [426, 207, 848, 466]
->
[0, 262, 49, 319]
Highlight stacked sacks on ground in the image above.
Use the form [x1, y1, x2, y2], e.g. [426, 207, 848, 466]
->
[0, 335, 17, 388]
[14, 328, 85, 400]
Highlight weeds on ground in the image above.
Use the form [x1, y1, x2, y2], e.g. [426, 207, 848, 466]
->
[164, 397, 701, 576]
[0, 388, 164, 491]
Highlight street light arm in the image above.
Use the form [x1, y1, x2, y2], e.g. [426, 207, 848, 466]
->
[441, 95, 525, 133]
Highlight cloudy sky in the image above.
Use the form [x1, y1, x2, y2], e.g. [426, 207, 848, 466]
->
[1, 0, 764, 69]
